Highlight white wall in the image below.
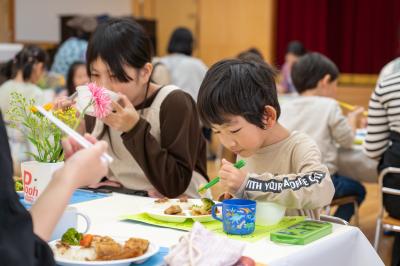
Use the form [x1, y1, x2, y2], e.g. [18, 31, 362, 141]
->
[15, 0, 132, 43]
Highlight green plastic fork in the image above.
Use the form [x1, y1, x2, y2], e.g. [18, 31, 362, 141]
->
[198, 159, 246, 193]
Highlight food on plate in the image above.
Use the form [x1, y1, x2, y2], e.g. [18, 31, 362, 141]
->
[190, 198, 215, 216]
[61, 228, 82, 246]
[53, 229, 149, 261]
[164, 205, 183, 215]
[178, 196, 188, 202]
[154, 197, 169, 203]
[15, 178, 23, 191]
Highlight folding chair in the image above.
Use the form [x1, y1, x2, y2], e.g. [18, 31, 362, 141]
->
[374, 167, 400, 250]
[324, 196, 359, 226]
[320, 214, 349, 225]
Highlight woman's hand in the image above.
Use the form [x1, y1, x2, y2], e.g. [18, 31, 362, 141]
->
[102, 94, 140, 132]
[53, 96, 75, 110]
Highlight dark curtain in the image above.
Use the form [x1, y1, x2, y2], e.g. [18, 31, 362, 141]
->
[277, 0, 400, 74]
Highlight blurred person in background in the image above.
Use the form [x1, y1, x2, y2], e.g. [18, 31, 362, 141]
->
[0, 45, 48, 174]
[51, 16, 97, 78]
[159, 27, 207, 101]
[278, 40, 306, 94]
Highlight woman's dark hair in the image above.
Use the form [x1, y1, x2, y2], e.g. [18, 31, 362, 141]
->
[1, 45, 47, 81]
[66, 61, 85, 96]
[197, 59, 279, 129]
[286, 41, 306, 56]
[167, 27, 193, 56]
[86, 18, 153, 82]
[291, 52, 339, 94]
[86, 18, 153, 144]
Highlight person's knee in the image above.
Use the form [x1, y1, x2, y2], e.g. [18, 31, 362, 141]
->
[357, 182, 367, 204]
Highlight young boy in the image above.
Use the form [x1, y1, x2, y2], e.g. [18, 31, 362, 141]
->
[279, 52, 366, 222]
[197, 59, 335, 219]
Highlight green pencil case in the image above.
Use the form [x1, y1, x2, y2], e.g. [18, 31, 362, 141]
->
[270, 220, 332, 245]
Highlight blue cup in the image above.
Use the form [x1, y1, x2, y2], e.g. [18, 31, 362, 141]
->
[211, 199, 256, 235]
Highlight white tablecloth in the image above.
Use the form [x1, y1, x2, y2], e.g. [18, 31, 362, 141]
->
[71, 193, 383, 266]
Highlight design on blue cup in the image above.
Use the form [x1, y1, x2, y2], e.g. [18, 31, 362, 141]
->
[212, 199, 256, 235]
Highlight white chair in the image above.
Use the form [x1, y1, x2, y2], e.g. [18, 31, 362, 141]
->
[374, 167, 400, 250]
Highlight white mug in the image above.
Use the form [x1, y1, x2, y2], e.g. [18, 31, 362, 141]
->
[51, 206, 91, 241]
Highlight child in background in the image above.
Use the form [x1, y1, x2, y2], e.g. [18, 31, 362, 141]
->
[279, 52, 366, 222]
[0, 45, 48, 174]
[66, 61, 89, 96]
[278, 41, 306, 94]
[197, 59, 334, 219]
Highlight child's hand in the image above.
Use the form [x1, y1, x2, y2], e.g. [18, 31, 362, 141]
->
[218, 159, 248, 194]
[101, 94, 140, 132]
[348, 106, 365, 132]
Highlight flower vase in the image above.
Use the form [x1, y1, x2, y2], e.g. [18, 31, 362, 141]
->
[21, 161, 64, 204]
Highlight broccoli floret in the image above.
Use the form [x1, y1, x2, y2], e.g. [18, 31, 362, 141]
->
[61, 228, 82, 245]
[15, 180, 23, 191]
[201, 198, 215, 212]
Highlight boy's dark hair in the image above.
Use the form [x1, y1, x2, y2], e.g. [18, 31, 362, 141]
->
[66, 61, 85, 96]
[237, 47, 264, 62]
[167, 27, 193, 56]
[291, 52, 339, 94]
[286, 41, 306, 56]
[86, 18, 152, 82]
[197, 59, 279, 129]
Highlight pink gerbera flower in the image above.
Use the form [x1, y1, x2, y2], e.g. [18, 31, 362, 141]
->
[87, 83, 112, 118]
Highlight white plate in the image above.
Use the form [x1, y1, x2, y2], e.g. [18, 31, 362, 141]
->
[49, 237, 159, 266]
[145, 199, 214, 223]
[16, 191, 24, 197]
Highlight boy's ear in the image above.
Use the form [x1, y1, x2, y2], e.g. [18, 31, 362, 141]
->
[320, 74, 331, 87]
[262, 105, 277, 129]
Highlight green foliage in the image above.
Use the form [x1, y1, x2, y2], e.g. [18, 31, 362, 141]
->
[6, 92, 77, 163]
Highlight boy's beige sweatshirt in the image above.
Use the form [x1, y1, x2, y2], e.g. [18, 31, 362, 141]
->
[235, 131, 335, 219]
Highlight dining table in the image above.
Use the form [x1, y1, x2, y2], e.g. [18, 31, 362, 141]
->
[68, 192, 384, 266]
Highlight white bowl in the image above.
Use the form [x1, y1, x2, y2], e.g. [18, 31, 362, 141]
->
[255, 201, 286, 226]
[75, 85, 120, 117]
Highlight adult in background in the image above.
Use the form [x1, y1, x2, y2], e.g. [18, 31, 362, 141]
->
[159, 27, 207, 101]
[51, 16, 97, 78]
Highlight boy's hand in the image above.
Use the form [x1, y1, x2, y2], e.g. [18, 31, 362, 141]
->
[348, 106, 365, 132]
[218, 159, 248, 194]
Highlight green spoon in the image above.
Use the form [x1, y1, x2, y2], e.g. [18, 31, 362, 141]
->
[198, 159, 246, 193]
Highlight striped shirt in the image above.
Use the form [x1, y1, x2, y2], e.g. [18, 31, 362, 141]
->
[364, 71, 400, 158]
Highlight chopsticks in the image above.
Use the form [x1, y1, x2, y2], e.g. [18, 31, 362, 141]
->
[68, 91, 78, 101]
[198, 159, 246, 193]
[338, 101, 368, 116]
[35, 105, 113, 164]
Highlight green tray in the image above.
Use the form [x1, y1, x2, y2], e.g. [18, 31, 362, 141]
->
[270, 220, 332, 245]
